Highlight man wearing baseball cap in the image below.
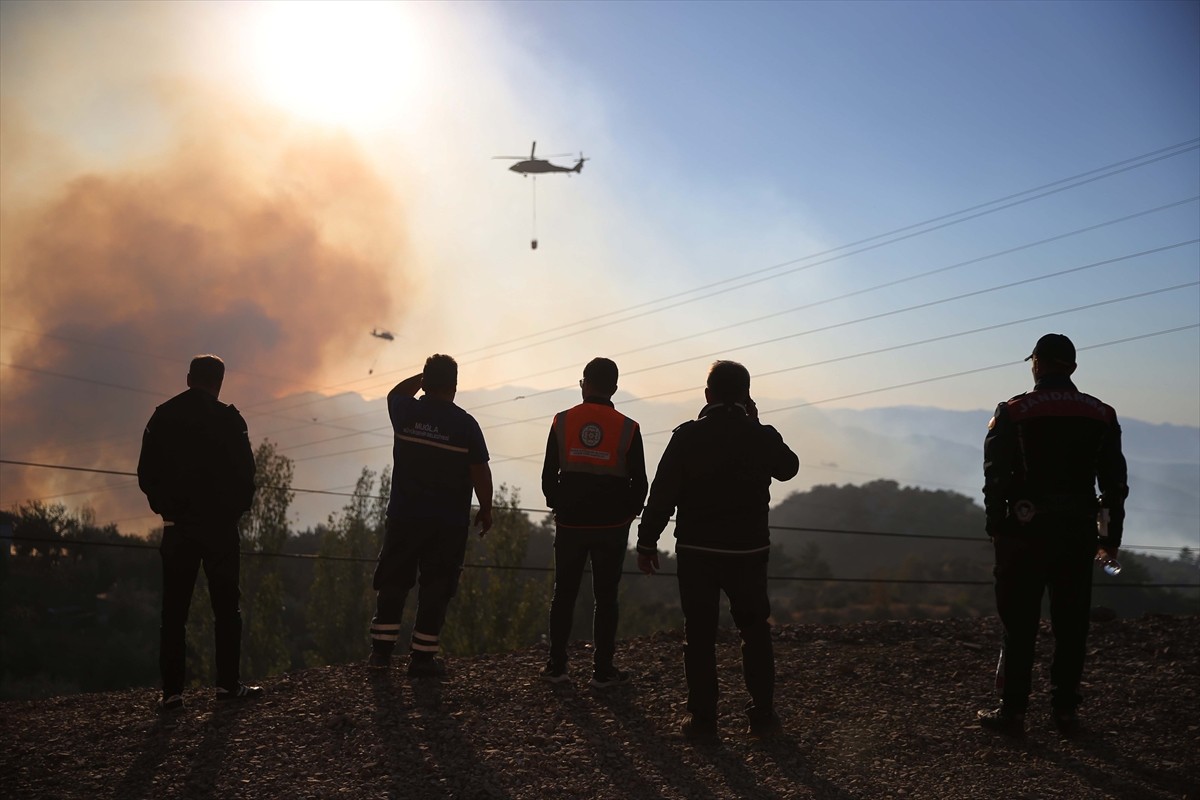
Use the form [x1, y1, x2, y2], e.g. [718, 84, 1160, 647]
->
[979, 333, 1128, 736]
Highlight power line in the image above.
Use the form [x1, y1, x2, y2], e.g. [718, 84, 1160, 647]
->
[0, 362, 167, 398]
[468, 196, 1200, 394]
[765, 325, 1200, 418]
[386, 139, 1200, 378]
[8, 535, 1196, 588]
[6, 198, 1192, 454]
[471, 324, 1200, 461]
[0, 325, 307, 388]
[609, 240, 1200, 381]
[0, 363, 396, 457]
[254, 273, 1199, 458]
[0, 460, 1191, 553]
[472, 263, 1200, 426]
[236, 139, 1200, 415]
[753, 284, 1199, 382]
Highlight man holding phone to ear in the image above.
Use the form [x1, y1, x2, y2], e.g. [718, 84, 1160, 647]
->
[637, 360, 798, 742]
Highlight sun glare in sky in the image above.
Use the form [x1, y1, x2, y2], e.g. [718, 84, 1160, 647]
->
[241, 1, 423, 131]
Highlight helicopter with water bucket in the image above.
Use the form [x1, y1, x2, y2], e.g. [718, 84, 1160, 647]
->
[494, 142, 589, 250]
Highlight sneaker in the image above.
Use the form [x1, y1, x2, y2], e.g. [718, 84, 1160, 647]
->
[589, 667, 629, 689]
[540, 661, 569, 684]
[162, 694, 184, 711]
[407, 656, 447, 679]
[367, 651, 392, 669]
[748, 710, 783, 738]
[977, 706, 1025, 736]
[216, 684, 264, 702]
[680, 714, 720, 744]
[1052, 708, 1081, 737]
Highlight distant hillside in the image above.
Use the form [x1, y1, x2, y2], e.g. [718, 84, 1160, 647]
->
[783, 405, 1200, 553]
[240, 392, 1198, 553]
[769, 479, 988, 577]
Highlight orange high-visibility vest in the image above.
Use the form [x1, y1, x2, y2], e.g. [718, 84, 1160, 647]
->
[554, 403, 638, 477]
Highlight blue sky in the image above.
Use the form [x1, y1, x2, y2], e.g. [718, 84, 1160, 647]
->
[1, 0, 1197, 534]
[492, 0, 1200, 417]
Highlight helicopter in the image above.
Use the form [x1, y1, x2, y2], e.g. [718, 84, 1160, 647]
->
[493, 141, 587, 176]
[495, 142, 589, 249]
[370, 328, 395, 341]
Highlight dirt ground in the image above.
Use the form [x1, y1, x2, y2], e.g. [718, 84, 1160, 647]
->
[3, 615, 1197, 800]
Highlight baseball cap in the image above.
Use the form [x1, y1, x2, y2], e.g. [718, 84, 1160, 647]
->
[1025, 333, 1076, 365]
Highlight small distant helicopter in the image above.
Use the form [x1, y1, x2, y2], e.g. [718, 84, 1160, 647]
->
[495, 142, 589, 249]
[493, 141, 587, 176]
[370, 328, 395, 341]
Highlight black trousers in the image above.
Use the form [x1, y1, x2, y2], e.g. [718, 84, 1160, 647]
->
[677, 549, 774, 722]
[993, 519, 1095, 713]
[370, 515, 468, 657]
[159, 523, 242, 696]
[547, 524, 629, 671]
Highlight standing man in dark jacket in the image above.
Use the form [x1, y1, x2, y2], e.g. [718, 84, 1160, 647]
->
[368, 354, 493, 678]
[637, 360, 798, 741]
[979, 333, 1128, 736]
[138, 354, 260, 710]
[541, 357, 648, 687]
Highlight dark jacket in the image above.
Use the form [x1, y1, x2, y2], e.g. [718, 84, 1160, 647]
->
[542, 397, 648, 528]
[983, 374, 1128, 545]
[637, 402, 798, 555]
[138, 387, 256, 526]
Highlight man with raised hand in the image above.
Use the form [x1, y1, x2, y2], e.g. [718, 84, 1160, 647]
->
[368, 354, 493, 678]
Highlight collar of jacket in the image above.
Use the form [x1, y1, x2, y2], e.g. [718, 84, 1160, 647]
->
[698, 401, 748, 419]
[1032, 374, 1078, 392]
[583, 396, 615, 407]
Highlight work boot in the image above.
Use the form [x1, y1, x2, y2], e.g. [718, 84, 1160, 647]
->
[1052, 708, 1081, 737]
[589, 666, 630, 689]
[747, 708, 783, 738]
[539, 660, 569, 684]
[407, 655, 447, 679]
[977, 706, 1025, 736]
[680, 713, 720, 744]
[216, 684, 264, 702]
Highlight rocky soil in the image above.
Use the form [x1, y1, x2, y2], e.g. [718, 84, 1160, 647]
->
[2, 615, 1197, 800]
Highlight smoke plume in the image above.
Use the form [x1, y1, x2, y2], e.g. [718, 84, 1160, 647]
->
[0, 94, 411, 528]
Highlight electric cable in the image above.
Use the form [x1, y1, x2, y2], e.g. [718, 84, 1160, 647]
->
[241, 262, 1200, 454]
[231, 139, 1200, 414]
[474, 196, 1200, 392]
[382, 139, 1200, 373]
[8, 536, 1197, 587]
[0, 461, 1191, 553]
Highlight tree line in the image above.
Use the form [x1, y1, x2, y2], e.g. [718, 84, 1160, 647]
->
[1, 443, 1195, 700]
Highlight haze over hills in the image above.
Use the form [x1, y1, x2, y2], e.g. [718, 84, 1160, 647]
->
[257, 388, 1198, 555]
